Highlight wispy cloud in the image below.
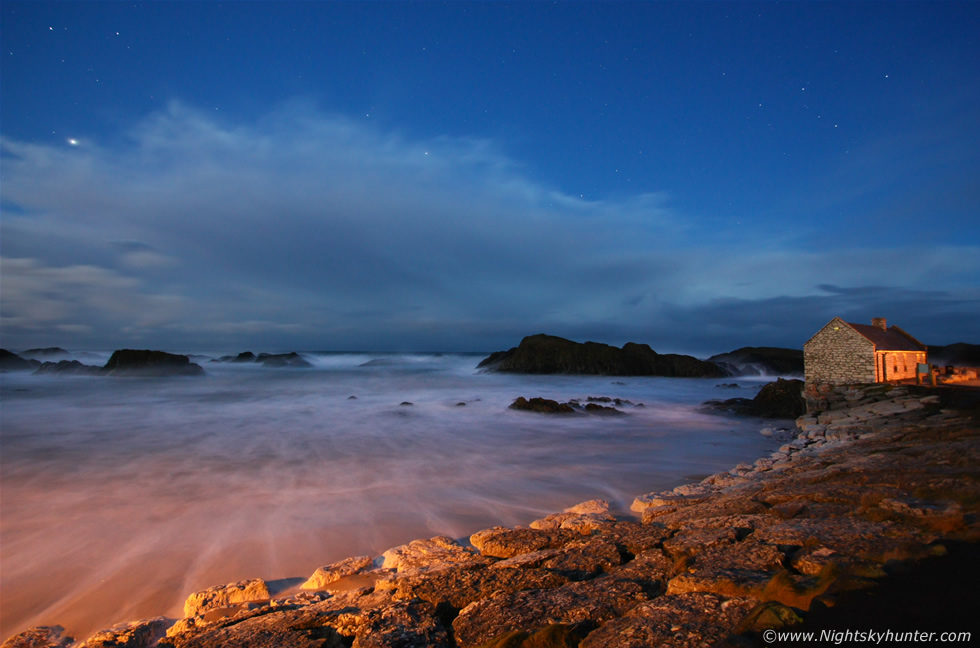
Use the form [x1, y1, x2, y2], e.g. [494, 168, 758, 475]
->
[1, 102, 977, 351]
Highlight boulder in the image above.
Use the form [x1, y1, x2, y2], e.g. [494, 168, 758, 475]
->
[183, 578, 271, 618]
[103, 349, 205, 377]
[301, 555, 374, 590]
[701, 378, 805, 418]
[477, 334, 725, 377]
[381, 536, 483, 573]
[751, 378, 806, 418]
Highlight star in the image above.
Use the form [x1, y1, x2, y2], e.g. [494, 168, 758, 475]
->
[67, 138, 79, 146]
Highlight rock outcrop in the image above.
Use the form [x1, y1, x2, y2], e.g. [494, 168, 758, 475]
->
[7, 385, 979, 648]
[478, 334, 725, 377]
[702, 378, 806, 418]
[707, 346, 804, 377]
[0, 349, 39, 372]
[102, 349, 205, 377]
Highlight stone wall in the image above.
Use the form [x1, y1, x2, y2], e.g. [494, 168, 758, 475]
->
[803, 317, 876, 384]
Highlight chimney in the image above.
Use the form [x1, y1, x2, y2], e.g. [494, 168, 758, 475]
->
[872, 317, 887, 330]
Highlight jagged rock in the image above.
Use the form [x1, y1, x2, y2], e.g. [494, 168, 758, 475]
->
[509, 397, 575, 414]
[347, 598, 451, 648]
[470, 526, 577, 559]
[452, 576, 649, 648]
[183, 578, 271, 618]
[302, 556, 374, 590]
[579, 592, 757, 648]
[381, 536, 483, 573]
[81, 618, 168, 648]
[103, 349, 205, 377]
[477, 334, 725, 377]
[0, 626, 73, 648]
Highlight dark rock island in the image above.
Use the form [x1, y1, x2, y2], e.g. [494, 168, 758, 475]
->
[103, 349, 206, 376]
[478, 334, 726, 377]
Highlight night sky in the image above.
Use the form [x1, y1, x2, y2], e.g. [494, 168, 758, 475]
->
[2, 1, 978, 354]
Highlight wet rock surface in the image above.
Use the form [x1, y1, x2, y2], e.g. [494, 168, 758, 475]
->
[7, 384, 979, 648]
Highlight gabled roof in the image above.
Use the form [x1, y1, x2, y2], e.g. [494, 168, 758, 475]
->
[847, 322, 926, 352]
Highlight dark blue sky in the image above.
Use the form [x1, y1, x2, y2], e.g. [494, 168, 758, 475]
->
[2, 1, 978, 354]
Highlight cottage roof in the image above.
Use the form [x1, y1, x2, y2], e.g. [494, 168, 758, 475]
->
[847, 322, 926, 352]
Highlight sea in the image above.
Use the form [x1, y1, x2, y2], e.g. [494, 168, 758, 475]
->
[0, 352, 785, 641]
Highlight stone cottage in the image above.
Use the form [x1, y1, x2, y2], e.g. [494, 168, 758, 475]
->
[804, 317, 927, 385]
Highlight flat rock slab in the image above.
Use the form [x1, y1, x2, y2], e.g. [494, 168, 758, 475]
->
[579, 592, 757, 648]
[453, 577, 648, 648]
[470, 526, 577, 559]
[381, 536, 482, 573]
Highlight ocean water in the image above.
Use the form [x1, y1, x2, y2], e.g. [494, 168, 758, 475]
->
[0, 353, 782, 640]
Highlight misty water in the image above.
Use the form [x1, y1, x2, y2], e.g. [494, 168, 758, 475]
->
[0, 353, 784, 640]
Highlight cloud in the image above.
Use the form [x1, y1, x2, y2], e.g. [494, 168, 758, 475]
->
[1, 101, 978, 351]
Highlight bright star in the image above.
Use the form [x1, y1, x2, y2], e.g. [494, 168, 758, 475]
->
[67, 138, 79, 146]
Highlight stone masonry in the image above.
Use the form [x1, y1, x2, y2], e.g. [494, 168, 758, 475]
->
[804, 317, 876, 384]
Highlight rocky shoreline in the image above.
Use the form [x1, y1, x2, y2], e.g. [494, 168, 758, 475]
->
[5, 384, 978, 648]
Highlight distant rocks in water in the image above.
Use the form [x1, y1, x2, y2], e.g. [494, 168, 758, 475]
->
[103, 349, 205, 377]
[19, 347, 72, 361]
[215, 351, 256, 363]
[0, 349, 40, 372]
[213, 351, 312, 367]
[510, 396, 627, 415]
[702, 378, 806, 419]
[478, 334, 726, 377]
[510, 397, 576, 414]
[33, 360, 103, 376]
[4, 348, 206, 377]
[707, 346, 804, 377]
[256, 352, 313, 368]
